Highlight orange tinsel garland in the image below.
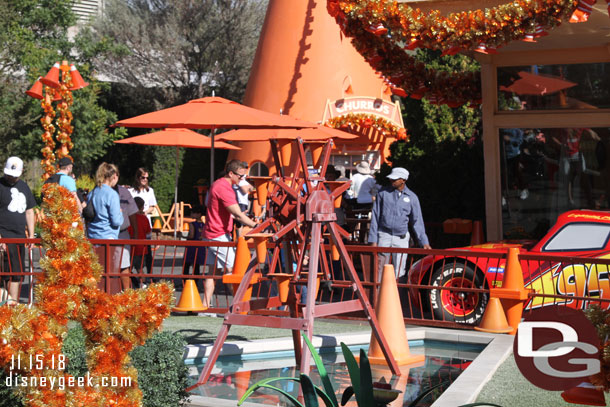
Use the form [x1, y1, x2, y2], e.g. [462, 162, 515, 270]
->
[327, 0, 579, 106]
[0, 184, 173, 406]
[55, 69, 74, 160]
[326, 113, 409, 141]
[40, 87, 57, 180]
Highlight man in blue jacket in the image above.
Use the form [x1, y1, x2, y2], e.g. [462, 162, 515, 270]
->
[368, 167, 431, 281]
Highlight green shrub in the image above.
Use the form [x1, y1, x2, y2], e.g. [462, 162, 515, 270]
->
[131, 331, 190, 407]
[1, 327, 189, 407]
[75, 174, 96, 193]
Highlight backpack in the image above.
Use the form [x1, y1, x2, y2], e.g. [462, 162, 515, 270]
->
[43, 173, 63, 185]
[82, 188, 96, 223]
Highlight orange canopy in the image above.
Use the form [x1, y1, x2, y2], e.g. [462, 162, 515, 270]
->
[114, 96, 316, 129]
[216, 126, 357, 142]
[115, 128, 240, 149]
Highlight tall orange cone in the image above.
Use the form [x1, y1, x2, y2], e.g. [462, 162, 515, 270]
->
[173, 279, 207, 312]
[490, 247, 530, 335]
[223, 237, 260, 304]
[474, 297, 512, 333]
[470, 220, 484, 245]
[367, 265, 425, 365]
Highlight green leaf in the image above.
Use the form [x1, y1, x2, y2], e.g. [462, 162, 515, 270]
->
[358, 349, 376, 407]
[458, 404, 503, 407]
[302, 334, 338, 407]
[341, 343, 362, 405]
[300, 374, 320, 407]
[340, 386, 354, 406]
[237, 377, 300, 405]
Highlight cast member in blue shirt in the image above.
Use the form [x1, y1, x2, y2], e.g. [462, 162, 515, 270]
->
[368, 167, 431, 281]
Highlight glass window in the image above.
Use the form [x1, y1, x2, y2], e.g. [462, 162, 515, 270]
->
[543, 223, 610, 251]
[249, 162, 269, 177]
[501, 127, 610, 239]
[497, 63, 610, 111]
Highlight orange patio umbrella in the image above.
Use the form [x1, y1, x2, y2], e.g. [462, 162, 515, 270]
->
[215, 126, 358, 142]
[115, 128, 240, 236]
[500, 71, 577, 96]
[113, 96, 317, 184]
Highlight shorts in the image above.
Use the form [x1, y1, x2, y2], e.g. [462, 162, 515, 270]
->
[119, 245, 131, 269]
[205, 234, 235, 270]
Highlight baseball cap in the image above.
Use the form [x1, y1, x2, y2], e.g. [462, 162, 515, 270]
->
[58, 157, 73, 167]
[387, 167, 409, 181]
[4, 157, 23, 177]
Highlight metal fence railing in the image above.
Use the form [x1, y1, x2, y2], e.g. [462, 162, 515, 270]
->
[2, 237, 609, 330]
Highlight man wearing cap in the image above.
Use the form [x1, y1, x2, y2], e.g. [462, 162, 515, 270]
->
[55, 156, 83, 213]
[368, 167, 431, 281]
[0, 157, 36, 305]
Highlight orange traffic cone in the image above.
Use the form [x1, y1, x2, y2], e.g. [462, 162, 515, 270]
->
[367, 265, 425, 365]
[222, 237, 260, 306]
[474, 297, 512, 333]
[173, 279, 207, 312]
[152, 218, 162, 230]
[25, 78, 43, 99]
[41, 62, 61, 88]
[310, 142, 324, 167]
[470, 220, 484, 245]
[491, 247, 530, 335]
[561, 379, 606, 406]
[69, 64, 89, 90]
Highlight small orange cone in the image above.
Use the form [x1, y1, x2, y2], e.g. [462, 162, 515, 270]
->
[41, 62, 61, 88]
[69, 64, 89, 90]
[152, 218, 162, 230]
[368, 265, 425, 366]
[561, 379, 606, 406]
[470, 220, 484, 245]
[268, 273, 292, 303]
[25, 78, 44, 99]
[474, 297, 512, 333]
[173, 279, 207, 312]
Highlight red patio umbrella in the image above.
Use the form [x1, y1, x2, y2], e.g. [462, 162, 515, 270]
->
[115, 128, 240, 236]
[500, 71, 577, 96]
[113, 96, 317, 183]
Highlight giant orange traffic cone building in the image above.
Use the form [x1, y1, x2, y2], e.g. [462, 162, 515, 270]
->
[229, 0, 403, 171]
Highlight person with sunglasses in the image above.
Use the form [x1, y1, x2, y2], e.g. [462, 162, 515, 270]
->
[202, 160, 258, 306]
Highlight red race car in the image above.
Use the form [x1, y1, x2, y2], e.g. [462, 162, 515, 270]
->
[407, 210, 610, 324]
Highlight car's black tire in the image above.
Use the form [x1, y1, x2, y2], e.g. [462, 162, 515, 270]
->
[429, 262, 488, 324]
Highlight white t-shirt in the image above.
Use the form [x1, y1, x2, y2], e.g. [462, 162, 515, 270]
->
[233, 179, 251, 207]
[128, 186, 158, 222]
[349, 173, 372, 199]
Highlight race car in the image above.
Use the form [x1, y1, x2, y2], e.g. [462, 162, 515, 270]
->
[407, 210, 610, 324]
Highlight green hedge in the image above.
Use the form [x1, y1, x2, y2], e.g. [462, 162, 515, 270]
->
[0, 327, 189, 407]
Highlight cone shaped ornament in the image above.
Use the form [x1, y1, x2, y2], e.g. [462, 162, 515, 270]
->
[69, 64, 89, 90]
[25, 78, 44, 99]
[228, 0, 395, 169]
[40, 62, 61, 88]
[368, 265, 425, 365]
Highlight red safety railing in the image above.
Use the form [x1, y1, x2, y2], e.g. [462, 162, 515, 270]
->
[3, 237, 609, 331]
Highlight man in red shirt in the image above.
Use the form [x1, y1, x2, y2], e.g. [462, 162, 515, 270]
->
[203, 160, 258, 305]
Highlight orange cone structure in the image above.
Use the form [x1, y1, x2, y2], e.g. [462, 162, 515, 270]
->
[474, 297, 512, 333]
[470, 220, 484, 245]
[368, 265, 425, 365]
[228, 0, 398, 170]
[248, 233, 272, 264]
[173, 279, 207, 312]
[69, 64, 89, 90]
[490, 247, 530, 335]
[223, 237, 260, 305]
[234, 370, 252, 400]
[152, 218, 162, 230]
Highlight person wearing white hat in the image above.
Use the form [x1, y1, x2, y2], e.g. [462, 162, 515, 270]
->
[368, 167, 431, 281]
[0, 157, 36, 305]
[347, 160, 373, 204]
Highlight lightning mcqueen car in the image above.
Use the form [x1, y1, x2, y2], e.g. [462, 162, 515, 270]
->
[407, 210, 610, 324]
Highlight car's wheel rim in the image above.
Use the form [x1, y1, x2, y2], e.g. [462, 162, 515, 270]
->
[441, 277, 478, 317]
